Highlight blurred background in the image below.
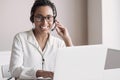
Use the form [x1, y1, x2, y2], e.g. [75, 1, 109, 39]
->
[0, 0, 120, 51]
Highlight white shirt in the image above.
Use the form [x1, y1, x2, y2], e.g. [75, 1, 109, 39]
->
[9, 29, 65, 79]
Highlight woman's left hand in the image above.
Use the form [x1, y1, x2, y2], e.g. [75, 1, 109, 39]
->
[55, 20, 73, 46]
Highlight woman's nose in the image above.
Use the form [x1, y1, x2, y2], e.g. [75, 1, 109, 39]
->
[41, 19, 48, 26]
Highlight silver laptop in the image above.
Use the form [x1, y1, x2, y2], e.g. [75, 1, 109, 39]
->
[53, 45, 107, 80]
[104, 48, 120, 69]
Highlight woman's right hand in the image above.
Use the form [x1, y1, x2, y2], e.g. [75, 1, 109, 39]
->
[36, 70, 54, 79]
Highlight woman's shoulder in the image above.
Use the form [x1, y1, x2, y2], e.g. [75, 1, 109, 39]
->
[50, 35, 63, 42]
[16, 29, 32, 35]
[50, 35, 65, 47]
[14, 29, 32, 39]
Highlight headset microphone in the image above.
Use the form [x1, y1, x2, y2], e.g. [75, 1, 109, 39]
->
[51, 24, 56, 31]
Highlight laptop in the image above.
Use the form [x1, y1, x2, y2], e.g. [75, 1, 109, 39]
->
[104, 48, 120, 69]
[53, 45, 107, 80]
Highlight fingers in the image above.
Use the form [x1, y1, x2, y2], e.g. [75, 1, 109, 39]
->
[55, 20, 71, 41]
[43, 71, 54, 79]
[55, 21, 66, 33]
[55, 20, 64, 28]
[36, 70, 54, 79]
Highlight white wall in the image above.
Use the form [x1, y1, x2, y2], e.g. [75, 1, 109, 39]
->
[102, 0, 120, 50]
[0, 0, 34, 51]
[0, 0, 88, 51]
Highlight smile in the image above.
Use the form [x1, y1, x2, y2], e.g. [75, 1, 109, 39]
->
[40, 26, 49, 30]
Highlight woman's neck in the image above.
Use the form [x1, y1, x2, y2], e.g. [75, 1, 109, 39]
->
[33, 29, 49, 51]
[33, 29, 49, 42]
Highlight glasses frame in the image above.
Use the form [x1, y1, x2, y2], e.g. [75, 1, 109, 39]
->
[34, 15, 54, 22]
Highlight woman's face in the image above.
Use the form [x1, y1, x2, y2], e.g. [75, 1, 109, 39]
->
[34, 6, 54, 34]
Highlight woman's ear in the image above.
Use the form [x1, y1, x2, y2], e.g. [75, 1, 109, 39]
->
[32, 23, 35, 29]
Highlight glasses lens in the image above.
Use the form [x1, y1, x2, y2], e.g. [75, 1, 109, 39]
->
[34, 15, 54, 22]
[34, 16, 42, 22]
[46, 16, 53, 22]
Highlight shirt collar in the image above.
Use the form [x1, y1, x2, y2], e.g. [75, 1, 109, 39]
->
[27, 29, 53, 49]
[27, 29, 39, 48]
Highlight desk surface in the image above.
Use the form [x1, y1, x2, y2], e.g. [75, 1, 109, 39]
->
[104, 69, 120, 80]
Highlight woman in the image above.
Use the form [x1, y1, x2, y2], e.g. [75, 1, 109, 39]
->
[9, 0, 72, 79]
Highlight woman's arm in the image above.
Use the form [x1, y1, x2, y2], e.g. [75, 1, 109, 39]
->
[9, 34, 37, 79]
[55, 20, 73, 46]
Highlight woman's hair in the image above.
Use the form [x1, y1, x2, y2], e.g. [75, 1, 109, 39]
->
[30, 0, 57, 23]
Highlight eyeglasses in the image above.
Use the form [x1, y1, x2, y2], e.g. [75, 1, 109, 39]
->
[34, 15, 54, 22]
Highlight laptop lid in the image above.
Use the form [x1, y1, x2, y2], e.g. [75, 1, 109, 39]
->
[53, 45, 107, 80]
[104, 48, 120, 69]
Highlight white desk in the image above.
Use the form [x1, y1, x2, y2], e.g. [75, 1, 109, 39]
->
[104, 69, 120, 80]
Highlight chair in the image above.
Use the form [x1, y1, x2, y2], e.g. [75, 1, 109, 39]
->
[1, 65, 13, 80]
[0, 51, 14, 80]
